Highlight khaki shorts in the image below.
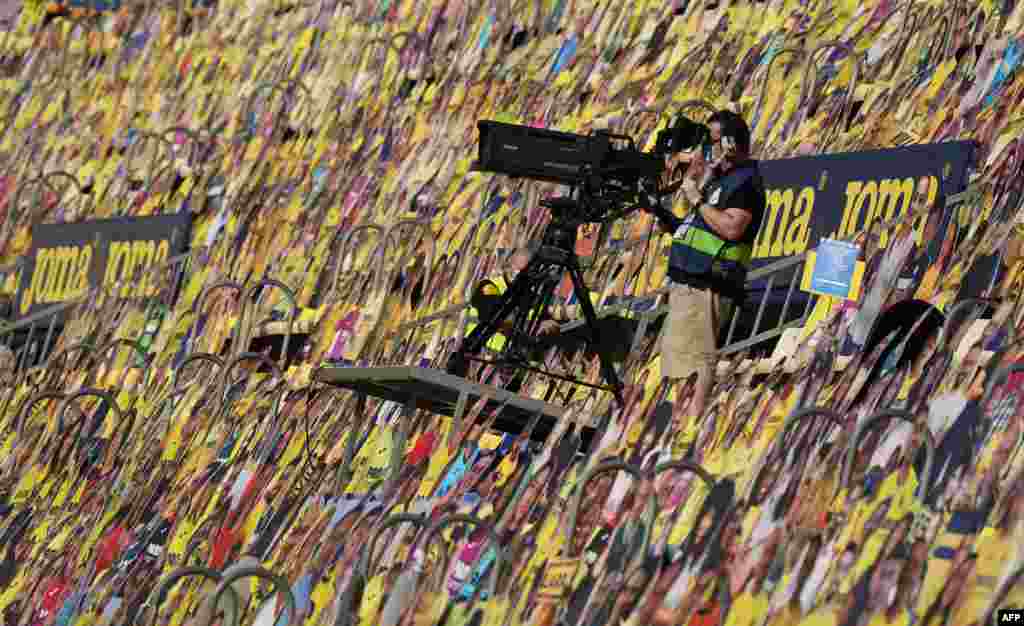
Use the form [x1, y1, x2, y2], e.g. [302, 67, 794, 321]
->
[661, 283, 728, 381]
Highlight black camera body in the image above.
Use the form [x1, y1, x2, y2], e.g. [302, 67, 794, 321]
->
[475, 121, 663, 186]
[472, 116, 710, 225]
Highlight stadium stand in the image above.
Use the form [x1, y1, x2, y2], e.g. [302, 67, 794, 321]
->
[0, 0, 1022, 625]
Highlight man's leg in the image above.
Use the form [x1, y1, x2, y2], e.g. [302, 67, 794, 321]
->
[689, 291, 734, 420]
[661, 283, 719, 449]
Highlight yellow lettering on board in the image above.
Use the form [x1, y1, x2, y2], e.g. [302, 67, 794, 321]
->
[150, 239, 170, 297]
[126, 240, 156, 298]
[41, 247, 63, 304]
[71, 245, 92, 298]
[103, 241, 130, 287]
[755, 186, 816, 258]
[29, 249, 49, 309]
[768, 188, 794, 257]
[854, 180, 879, 233]
[23, 245, 92, 307]
[839, 176, 939, 242]
[41, 247, 66, 304]
[56, 246, 82, 303]
[838, 180, 864, 240]
[754, 173, 948, 259]
[118, 243, 137, 296]
[21, 249, 48, 314]
[875, 178, 914, 248]
[909, 178, 931, 244]
[783, 187, 814, 255]
[755, 188, 787, 258]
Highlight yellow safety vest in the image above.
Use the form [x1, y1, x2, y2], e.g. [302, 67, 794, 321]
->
[467, 275, 510, 353]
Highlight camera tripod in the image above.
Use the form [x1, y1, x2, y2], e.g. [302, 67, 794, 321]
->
[446, 194, 625, 405]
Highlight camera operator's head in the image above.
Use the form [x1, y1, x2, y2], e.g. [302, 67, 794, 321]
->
[707, 110, 752, 172]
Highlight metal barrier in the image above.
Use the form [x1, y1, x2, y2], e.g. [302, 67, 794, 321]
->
[384, 249, 814, 365]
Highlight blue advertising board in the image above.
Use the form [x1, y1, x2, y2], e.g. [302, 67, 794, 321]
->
[15, 214, 191, 320]
[748, 141, 976, 303]
[753, 140, 977, 264]
[719, 140, 978, 343]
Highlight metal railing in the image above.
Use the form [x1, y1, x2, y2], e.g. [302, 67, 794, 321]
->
[0, 250, 194, 373]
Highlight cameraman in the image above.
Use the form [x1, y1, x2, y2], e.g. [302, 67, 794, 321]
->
[645, 111, 765, 432]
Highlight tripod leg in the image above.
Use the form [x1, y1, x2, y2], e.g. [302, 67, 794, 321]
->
[567, 265, 624, 405]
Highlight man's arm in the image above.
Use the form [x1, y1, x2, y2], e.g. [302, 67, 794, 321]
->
[697, 204, 753, 242]
[680, 174, 754, 242]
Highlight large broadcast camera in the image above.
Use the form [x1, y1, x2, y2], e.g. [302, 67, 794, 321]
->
[473, 115, 711, 223]
[449, 114, 713, 403]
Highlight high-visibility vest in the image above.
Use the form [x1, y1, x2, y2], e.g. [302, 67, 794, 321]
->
[467, 276, 510, 353]
[667, 166, 758, 297]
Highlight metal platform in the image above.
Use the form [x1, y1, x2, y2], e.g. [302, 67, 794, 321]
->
[314, 366, 573, 441]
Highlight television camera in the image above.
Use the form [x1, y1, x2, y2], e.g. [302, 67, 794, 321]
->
[472, 115, 712, 223]
[447, 115, 712, 404]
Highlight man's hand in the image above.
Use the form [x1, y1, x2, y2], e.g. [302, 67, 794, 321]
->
[680, 152, 709, 205]
[681, 178, 702, 206]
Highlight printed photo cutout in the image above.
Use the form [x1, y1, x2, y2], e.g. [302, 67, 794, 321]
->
[649, 461, 713, 559]
[629, 400, 674, 471]
[568, 474, 655, 626]
[798, 347, 835, 409]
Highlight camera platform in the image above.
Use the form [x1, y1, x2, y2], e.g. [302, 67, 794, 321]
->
[313, 365, 583, 442]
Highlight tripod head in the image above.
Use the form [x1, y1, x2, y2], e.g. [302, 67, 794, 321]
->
[538, 170, 650, 232]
